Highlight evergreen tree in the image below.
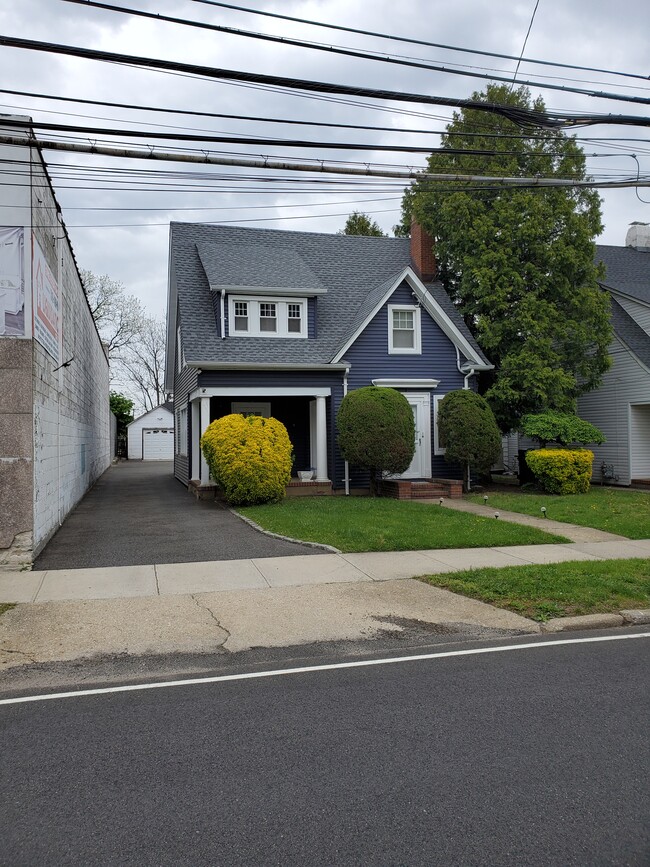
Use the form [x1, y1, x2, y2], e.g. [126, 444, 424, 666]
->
[340, 211, 385, 236]
[403, 84, 612, 431]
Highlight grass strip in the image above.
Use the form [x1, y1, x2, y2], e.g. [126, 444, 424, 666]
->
[422, 557, 650, 621]
[468, 486, 650, 539]
[239, 496, 568, 553]
[0, 603, 16, 617]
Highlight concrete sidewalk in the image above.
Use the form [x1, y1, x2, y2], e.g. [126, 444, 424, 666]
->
[2, 539, 649, 604]
[2, 540, 649, 674]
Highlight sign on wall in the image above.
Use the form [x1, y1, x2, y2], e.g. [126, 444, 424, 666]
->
[0, 226, 25, 337]
[32, 235, 61, 364]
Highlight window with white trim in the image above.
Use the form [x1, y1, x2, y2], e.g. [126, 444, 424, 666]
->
[177, 405, 188, 455]
[433, 394, 446, 455]
[229, 296, 307, 338]
[388, 304, 421, 354]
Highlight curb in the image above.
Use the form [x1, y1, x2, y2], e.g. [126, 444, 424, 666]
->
[540, 608, 650, 633]
[230, 509, 342, 554]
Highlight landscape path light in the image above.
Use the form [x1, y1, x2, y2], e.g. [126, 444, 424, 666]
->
[541, 506, 547, 518]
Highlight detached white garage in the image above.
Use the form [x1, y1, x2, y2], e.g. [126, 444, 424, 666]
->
[127, 402, 174, 460]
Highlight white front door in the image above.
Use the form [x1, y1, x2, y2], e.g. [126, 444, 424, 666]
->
[399, 392, 432, 479]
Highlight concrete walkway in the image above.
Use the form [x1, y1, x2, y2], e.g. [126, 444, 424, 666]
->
[3, 539, 649, 604]
[432, 497, 629, 542]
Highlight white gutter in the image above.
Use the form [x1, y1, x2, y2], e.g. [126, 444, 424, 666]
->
[343, 367, 350, 496]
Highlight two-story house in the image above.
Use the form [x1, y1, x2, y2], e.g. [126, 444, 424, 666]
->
[165, 222, 491, 496]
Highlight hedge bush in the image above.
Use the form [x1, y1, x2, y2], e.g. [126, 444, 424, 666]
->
[337, 387, 414, 495]
[525, 448, 594, 494]
[201, 414, 292, 506]
[437, 390, 502, 491]
[520, 411, 605, 446]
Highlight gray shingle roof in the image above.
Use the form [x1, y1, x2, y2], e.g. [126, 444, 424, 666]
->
[610, 298, 650, 369]
[196, 241, 326, 292]
[596, 244, 650, 305]
[171, 222, 488, 366]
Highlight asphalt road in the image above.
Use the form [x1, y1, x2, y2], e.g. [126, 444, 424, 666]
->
[2, 631, 648, 866]
[35, 461, 322, 569]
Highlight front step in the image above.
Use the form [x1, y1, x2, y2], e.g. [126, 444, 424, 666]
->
[382, 478, 463, 499]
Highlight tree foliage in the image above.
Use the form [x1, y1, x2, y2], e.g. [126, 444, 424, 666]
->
[402, 84, 612, 431]
[337, 387, 415, 495]
[117, 317, 167, 413]
[339, 211, 385, 237]
[437, 390, 502, 491]
[109, 391, 134, 435]
[520, 411, 605, 446]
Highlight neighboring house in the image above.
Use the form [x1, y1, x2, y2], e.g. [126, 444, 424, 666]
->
[577, 224, 650, 485]
[127, 402, 174, 460]
[165, 222, 492, 496]
[0, 115, 110, 569]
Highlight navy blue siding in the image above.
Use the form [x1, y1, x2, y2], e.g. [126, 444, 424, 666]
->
[341, 280, 467, 484]
[173, 362, 199, 486]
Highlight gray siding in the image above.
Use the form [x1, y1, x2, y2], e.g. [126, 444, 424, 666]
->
[614, 295, 650, 337]
[578, 336, 650, 485]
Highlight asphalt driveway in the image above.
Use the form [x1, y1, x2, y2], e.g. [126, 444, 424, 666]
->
[35, 462, 323, 570]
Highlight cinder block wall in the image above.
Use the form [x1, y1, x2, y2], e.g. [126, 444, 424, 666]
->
[0, 122, 110, 567]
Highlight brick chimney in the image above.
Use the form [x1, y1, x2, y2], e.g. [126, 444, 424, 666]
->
[410, 220, 437, 281]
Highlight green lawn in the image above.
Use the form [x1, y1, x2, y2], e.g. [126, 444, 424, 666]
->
[468, 486, 650, 539]
[0, 603, 15, 617]
[423, 557, 650, 621]
[239, 497, 568, 553]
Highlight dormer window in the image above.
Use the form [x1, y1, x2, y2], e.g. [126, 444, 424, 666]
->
[229, 296, 307, 338]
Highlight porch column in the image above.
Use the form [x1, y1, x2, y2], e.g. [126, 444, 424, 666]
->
[190, 399, 201, 481]
[315, 395, 328, 482]
[200, 395, 211, 484]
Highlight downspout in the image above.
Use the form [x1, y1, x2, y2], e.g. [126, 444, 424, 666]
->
[220, 288, 226, 339]
[343, 366, 350, 496]
[463, 367, 477, 390]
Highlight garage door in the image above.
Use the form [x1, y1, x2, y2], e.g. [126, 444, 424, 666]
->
[142, 428, 174, 460]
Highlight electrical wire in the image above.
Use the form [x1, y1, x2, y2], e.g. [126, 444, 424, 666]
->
[60, 0, 650, 105]
[2, 35, 649, 128]
[181, 0, 649, 84]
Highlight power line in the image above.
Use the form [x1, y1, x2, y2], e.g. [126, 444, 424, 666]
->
[512, 0, 541, 86]
[182, 0, 649, 84]
[2, 35, 649, 128]
[61, 0, 650, 106]
[2, 133, 647, 187]
[4, 87, 649, 148]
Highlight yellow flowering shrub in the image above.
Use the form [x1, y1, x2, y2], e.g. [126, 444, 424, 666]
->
[525, 448, 594, 495]
[201, 413, 292, 506]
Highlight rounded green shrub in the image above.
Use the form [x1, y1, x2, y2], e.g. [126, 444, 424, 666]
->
[337, 387, 414, 495]
[437, 390, 502, 491]
[201, 414, 292, 506]
[525, 448, 594, 494]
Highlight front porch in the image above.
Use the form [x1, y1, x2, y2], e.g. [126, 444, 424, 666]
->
[188, 386, 333, 491]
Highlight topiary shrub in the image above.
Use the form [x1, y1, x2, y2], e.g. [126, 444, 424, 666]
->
[201, 414, 292, 506]
[520, 411, 605, 447]
[525, 448, 594, 494]
[337, 387, 415, 495]
[437, 390, 502, 491]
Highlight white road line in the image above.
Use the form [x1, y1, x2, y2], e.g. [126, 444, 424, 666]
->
[1, 632, 648, 707]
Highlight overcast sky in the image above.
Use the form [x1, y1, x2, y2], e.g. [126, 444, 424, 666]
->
[0, 0, 648, 316]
